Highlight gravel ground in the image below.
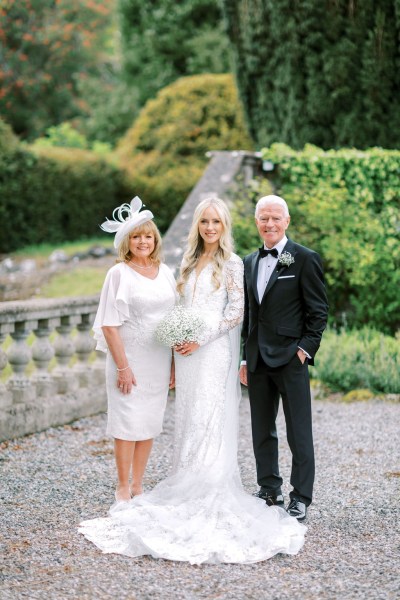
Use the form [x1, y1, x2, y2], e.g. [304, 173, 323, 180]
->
[0, 392, 399, 600]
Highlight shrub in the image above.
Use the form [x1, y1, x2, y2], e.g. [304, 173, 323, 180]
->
[33, 123, 88, 150]
[314, 328, 400, 395]
[32, 122, 112, 154]
[117, 74, 253, 230]
[0, 119, 19, 155]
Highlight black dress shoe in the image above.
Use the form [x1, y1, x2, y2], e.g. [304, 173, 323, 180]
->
[287, 498, 307, 521]
[253, 489, 284, 507]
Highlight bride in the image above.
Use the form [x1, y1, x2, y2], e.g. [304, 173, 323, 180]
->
[79, 197, 305, 563]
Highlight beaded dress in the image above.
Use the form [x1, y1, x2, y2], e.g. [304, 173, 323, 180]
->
[79, 254, 305, 563]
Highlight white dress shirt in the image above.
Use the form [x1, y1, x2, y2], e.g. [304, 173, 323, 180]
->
[257, 235, 288, 302]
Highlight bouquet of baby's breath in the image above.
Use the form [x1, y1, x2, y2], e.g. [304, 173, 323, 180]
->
[155, 305, 206, 347]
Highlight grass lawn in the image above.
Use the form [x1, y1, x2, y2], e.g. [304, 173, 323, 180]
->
[9, 238, 114, 298]
[12, 237, 114, 260]
[37, 266, 107, 298]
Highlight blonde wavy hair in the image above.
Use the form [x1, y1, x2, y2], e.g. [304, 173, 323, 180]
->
[177, 197, 233, 295]
[117, 220, 163, 266]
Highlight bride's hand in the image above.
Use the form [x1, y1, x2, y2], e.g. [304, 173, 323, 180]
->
[174, 342, 200, 356]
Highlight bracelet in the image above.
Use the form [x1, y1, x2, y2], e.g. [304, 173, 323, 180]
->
[116, 365, 130, 372]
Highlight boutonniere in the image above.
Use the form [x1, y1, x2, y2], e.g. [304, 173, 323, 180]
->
[278, 251, 295, 267]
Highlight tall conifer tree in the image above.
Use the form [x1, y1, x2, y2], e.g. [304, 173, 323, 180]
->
[222, 0, 400, 148]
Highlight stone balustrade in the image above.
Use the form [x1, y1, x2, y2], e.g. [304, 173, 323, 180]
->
[0, 296, 106, 441]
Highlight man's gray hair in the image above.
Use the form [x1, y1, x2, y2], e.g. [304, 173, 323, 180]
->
[255, 195, 290, 217]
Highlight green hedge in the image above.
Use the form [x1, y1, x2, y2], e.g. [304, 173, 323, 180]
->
[232, 144, 400, 334]
[0, 121, 131, 252]
[314, 328, 400, 395]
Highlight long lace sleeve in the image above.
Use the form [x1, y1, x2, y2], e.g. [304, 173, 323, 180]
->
[198, 255, 244, 346]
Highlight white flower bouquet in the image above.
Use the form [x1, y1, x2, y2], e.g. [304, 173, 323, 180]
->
[155, 305, 206, 347]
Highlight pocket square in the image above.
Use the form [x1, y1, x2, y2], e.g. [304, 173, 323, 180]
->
[277, 275, 295, 279]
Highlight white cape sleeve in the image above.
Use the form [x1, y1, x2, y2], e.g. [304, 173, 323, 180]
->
[92, 265, 131, 353]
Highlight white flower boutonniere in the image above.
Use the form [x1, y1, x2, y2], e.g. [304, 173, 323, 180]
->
[278, 251, 295, 267]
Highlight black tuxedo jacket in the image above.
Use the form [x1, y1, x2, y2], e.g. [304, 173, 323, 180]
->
[242, 238, 329, 370]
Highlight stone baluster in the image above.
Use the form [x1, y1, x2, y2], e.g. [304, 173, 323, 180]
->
[74, 313, 96, 387]
[32, 318, 57, 397]
[0, 326, 13, 408]
[92, 348, 106, 386]
[53, 315, 80, 394]
[7, 320, 36, 403]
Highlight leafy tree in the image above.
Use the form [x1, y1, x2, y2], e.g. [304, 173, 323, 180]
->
[0, 0, 115, 139]
[118, 0, 232, 106]
[221, 0, 400, 149]
[75, 78, 140, 145]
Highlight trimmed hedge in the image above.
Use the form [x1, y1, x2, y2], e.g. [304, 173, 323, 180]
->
[231, 144, 400, 334]
[117, 74, 253, 231]
[0, 121, 131, 252]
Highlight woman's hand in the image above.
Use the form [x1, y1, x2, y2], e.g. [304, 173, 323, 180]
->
[174, 341, 200, 357]
[117, 367, 137, 394]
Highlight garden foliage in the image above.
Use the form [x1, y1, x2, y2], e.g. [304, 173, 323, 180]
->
[118, 74, 253, 230]
[119, 0, 231, 106]
[0, 120, 130, 252]
[222, 1, 400, 149]
[0, 0, 115, 140]
[231, 144, 400, 334]
[314, 328, 400, 395]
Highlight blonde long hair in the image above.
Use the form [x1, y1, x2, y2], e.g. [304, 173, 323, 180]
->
[117, 220, 162, 266]
[177, 197, 233, 295]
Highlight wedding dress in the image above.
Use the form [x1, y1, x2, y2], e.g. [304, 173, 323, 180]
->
[79, 253, 305, 563]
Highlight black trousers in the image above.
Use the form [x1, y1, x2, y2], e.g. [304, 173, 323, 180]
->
[247, 352, 315, 506]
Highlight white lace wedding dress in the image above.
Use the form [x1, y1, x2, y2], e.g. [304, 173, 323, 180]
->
[79, 253, 305, 563]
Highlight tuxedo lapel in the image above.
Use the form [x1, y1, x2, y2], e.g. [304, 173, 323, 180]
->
[251, 252, 260, 304]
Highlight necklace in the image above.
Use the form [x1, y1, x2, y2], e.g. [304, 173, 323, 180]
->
[128, 260, 154, 270]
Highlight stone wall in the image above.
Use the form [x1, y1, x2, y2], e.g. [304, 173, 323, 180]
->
[0, 297, 106, 441]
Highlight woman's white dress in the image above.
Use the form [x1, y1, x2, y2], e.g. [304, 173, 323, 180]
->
[80, 253, 305, 563]
[93, 262, 176, 441]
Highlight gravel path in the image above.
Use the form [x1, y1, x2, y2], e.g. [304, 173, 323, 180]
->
[1, 392, 399, 600]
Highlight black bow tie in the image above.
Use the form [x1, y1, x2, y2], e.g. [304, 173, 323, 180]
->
[259, 247, 278, 259]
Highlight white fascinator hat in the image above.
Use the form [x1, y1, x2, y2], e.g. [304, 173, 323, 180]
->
[100, 196, 154, 249]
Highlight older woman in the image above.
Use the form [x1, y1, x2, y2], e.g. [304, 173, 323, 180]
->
[93, 197, 176, 502]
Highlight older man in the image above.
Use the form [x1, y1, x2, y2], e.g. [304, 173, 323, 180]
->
[239, 195, 328, 521]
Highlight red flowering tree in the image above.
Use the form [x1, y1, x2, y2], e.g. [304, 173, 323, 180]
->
[0, 0, 114, 139]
